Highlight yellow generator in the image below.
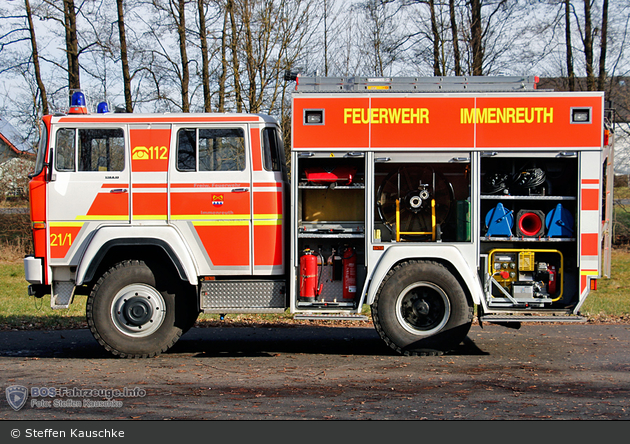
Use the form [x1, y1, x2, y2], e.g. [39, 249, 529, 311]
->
[486, 249, 562, 308]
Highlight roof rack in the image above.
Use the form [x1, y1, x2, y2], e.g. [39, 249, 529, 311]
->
[294, 76, 539, 93]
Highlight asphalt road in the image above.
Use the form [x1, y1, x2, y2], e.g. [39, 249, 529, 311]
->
[1, 322, 629, 421]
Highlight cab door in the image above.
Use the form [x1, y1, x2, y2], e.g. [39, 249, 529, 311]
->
[47, 125, 129, 263]
[252, 125, 288, 275]
[169, 124, 252, 275]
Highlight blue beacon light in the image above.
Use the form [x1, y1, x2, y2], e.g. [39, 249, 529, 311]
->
[97, 102, 110, 113]
[69, 91, 88, 114]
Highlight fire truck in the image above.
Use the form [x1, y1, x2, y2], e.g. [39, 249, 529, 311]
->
[24, 75, 614, 358]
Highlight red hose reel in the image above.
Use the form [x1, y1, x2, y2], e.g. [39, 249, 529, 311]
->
[515, 210, 546, 237]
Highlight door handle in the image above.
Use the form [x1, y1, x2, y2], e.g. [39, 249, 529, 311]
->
[110, 188, 128, 194]
[231, 188, 249, 193]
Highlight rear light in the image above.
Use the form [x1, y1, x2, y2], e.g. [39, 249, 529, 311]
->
[590, 279, 597, 291]
[604, 129, 610, 146]
[32, 222, 46, 230]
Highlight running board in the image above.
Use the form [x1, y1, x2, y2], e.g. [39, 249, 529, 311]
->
[480, 314, 587, 323]
[294, 313, 369, 321]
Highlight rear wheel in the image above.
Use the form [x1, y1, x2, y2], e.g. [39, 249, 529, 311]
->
[87, 260, 197, 358]
[372, 260, 473, 356]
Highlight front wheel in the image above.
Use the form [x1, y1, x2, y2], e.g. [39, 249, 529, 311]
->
[87, 260, 196, 358]
[372, 260, 473, 356]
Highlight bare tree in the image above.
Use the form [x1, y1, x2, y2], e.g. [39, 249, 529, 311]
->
[217, 0, 229, 112]
[197, 0, 211, 112]
[228, 0, 243, 112]
[449, 0, 462, 76]
[355, 0, 405, 77]
[63, 0, 80, 93]
[116, 0, 133, 112]
[597, 0, 608, 91]
[565, 0, 576, 91]
[25, 0, 48, 115]
[583, 0, 595, 90]
[470, 0, 483, 75]
[174, 0, 191, 112]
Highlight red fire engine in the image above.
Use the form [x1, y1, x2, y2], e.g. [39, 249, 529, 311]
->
[24, 76, 614, 358]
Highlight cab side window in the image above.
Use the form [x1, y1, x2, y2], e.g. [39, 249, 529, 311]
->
[78, 129, 125, 172]
[55, 129, 75, 172]
[55, 128, 125, 172]
[262, 127, 284, 172]
[177, 128, 245, 172]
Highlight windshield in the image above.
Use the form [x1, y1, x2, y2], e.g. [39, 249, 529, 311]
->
[29, 123, 48, 178]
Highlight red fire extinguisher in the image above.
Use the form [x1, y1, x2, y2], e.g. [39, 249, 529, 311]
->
[300, 249, 322, 299]
[342, 246, 357, 300]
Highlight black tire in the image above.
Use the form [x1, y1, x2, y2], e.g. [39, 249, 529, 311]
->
[86, 260, 197, 358]
[372, 260, 473, 356]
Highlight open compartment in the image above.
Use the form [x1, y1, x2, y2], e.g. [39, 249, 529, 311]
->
[480, 155, 579, 241]
[373, 155, 471, 243]
[295, 153, 367, 309]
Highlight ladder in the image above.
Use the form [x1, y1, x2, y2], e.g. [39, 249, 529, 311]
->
[291, 75, 540, 93]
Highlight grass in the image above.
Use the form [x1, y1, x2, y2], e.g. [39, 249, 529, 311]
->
[613, 186, 630, 200]
[0, 263, 87, 330]
[579, 248, 630, 322]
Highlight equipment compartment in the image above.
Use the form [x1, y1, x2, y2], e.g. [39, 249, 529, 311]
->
[373, 159, 471, 243]
[295, 153, 367, 309]
[480, 156, 578, 242]
[479, 155, 580, 310]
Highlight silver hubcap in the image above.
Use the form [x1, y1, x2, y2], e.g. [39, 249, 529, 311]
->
[111, 284, 166, 337]
[395, 282, 450, 336]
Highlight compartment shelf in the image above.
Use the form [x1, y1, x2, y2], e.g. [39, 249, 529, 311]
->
[298, 233, 365, 239]
[298, 184, 365, 189]
[481, 195, 576, 201]
[481, 236, 575, 242]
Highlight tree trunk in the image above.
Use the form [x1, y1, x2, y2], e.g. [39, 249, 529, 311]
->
[242, 0, 257, 113]
[584, 0, 594, 91]
[323, 0, 329, 76]
[116, 0, 133, 112]
[63, 0, 80, 96]
[198, 0, 211, 112]
[429, 0, 441, 76]
[229, 0, 242, 113]
[174, 0, 190, 112]
[449, 0, 461, 76]
[470, 0, 483, 76]
[25, 0, 48, 115]
[565, 0, 575, 91]
[597, 0, 608, 91]
[218, 0, 229, 113]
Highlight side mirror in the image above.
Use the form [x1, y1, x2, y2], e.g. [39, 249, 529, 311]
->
[46, 148, 54, 182]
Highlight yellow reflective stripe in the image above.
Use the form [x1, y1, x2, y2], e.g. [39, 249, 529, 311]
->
[74, 214, 282, 221]
[173, 214, 281, 221]
[132, 215, 168, 220]
[253, 214, 283, 220]
[75, 215, 128, 221]
[49, 222, 85, 227]
[193, 221, 249, 226]
[171, 214, 250, 220]
[254, 220, 282, 226]
[580, 270, 599, 276]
